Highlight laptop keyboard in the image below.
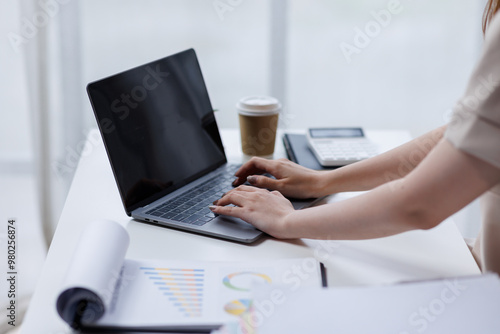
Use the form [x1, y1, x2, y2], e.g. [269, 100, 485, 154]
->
[144, 164, 240, 226]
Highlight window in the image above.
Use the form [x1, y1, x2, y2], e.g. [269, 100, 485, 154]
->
[1, 0, 486, 239]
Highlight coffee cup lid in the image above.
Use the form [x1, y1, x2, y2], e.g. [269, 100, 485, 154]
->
[237, 96, 281, 116]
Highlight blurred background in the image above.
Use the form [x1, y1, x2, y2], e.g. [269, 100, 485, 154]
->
[0, 0, 488, 329]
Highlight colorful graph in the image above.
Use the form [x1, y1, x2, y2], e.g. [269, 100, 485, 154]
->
[224, 299, 252, 316]
[140, 267, 205, 318]
[222, 272, 272, 292]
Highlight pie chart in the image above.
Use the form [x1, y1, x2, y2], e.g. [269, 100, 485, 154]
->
[224, 299, 252, 316]
[222, 272, 272, 292]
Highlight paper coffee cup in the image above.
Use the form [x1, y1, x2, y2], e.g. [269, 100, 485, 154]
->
[237, 96, 281, 157]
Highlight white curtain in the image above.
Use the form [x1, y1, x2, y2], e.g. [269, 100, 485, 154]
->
[19, 0, 85, 246]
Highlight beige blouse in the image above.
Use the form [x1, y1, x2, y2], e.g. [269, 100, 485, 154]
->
[445, 13, 500, 274]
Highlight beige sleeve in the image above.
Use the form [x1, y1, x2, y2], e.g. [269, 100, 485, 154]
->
[445, 13, 500, 170]
[446, 14, 500, 275]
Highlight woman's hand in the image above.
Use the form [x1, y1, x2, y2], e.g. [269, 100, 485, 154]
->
[232, 157, 325, 199]
[210, 185, 296, 239]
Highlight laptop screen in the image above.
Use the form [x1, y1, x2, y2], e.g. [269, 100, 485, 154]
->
[87, 49, 226, 214]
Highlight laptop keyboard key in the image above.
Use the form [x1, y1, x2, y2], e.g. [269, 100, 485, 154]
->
[192, 220, 208, 226]
[184, 209, 198, 215]
[205, 212, 216, 218]
[144, 163, 242, 224]
[173, 213, 189, 221]
[149, 210, 164, 217]
[197, 208, 212, 215]
[161, 212, 177, 219]
[183, 214, 204, 224]
[196, 215, 212, 222]
[193, 204, 206, 211]
[157, 207, 170, 213]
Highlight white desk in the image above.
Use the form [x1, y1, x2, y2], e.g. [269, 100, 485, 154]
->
[22, 129, 479, 333]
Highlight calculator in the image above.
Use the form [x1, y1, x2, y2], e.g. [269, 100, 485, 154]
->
[306, 128, 379, 166]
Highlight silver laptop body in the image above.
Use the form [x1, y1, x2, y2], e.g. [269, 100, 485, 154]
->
[87, 49, 314, 243]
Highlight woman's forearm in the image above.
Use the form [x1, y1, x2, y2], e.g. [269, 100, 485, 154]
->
[316, 126, 447, 196]
[213, 140, 500, 241]
[283, 179, 417, 240]
[281, 139, 500, 240]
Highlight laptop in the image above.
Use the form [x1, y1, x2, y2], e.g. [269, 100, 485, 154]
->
[87, 49, 314, 243]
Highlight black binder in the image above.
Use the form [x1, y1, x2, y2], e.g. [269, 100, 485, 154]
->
[282, 133, 338, 171]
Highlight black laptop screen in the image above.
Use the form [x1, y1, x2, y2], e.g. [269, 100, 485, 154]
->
[87, 49, 226, 213]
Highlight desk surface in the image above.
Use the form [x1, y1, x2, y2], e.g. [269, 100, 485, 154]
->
[22, 129, 479, 333]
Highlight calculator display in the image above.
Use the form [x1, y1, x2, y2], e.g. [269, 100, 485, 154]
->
[309, 128, 364, 138]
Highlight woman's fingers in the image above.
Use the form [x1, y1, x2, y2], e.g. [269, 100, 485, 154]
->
[247, 175, 281, 191]
[270, 190, 286, 198]
[234, 157, 273, 177]
[209, 204, 244, 219]
[215, 186, 264, 206]
[209, 184, 295, 239]
[233, 185, 261, 192]
[209, 189, 254, 219]
[215, 189, 245, 207]
[213, 185, 263, 205]
[232, 157, 277, 186]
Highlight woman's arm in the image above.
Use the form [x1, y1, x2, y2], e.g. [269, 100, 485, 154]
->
[212, 139, 500, 240]
[232, 126, 447, 198]
[318, 125, 447, 194]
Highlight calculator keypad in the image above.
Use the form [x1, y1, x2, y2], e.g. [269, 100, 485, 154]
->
[311, 139, 379, 166]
